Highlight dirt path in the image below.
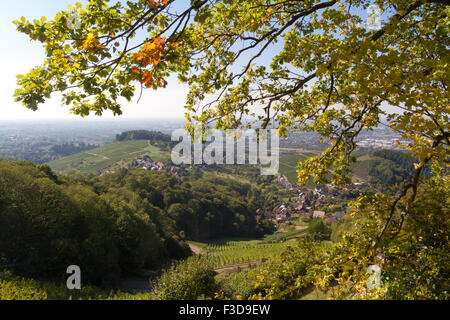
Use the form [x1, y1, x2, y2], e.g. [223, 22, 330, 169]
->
[118, 278, 153, 293]
[214, 261, 259, 275]
[189, 243, 201, 255]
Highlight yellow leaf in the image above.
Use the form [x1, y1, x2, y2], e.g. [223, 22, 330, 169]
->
[316, 64, 328, 76]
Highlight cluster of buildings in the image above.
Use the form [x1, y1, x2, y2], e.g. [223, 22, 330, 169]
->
[356, 138, 409, 150]
[258, 175, 367, 225]
[131, 156, 184, 179]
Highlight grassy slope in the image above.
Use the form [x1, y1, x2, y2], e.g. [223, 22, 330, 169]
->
[48, 140, 167, 175]
[279, 150, 387, 184]
[0, 271, 154, 300]
[279, 152, 317, 183]
[350, 154, 386, 182]
[187, 229, 308, 269]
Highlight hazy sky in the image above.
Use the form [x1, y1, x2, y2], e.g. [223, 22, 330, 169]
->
[1, 1, 390, 121]
[0, 0, 189, 120]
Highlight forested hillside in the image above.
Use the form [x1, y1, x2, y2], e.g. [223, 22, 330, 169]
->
[365, 150, 433, 192]
[0, 159, 274, 287]
[116, 130, 175, 150]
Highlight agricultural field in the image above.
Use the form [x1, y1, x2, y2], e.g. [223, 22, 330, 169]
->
[279, 152, 317, 183]
[48, 140, 169, 175]
[350, 153, 386, 182]
[189, 230, 308, 270]
[279, 149, 389, 184]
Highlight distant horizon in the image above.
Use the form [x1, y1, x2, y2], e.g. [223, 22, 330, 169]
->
[0, 0, 193, 120]
[0, 116, 187, 122]
[0, 1, 401, 122]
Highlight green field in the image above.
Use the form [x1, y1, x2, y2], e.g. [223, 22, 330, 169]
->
[191, 240, 292, 269]
[48, 140, 168, 175]
[279, 151, 320, 186]
[279, 150, 386, 184]
[279, 152, 316, 183]
[189, 231, 308, 269]
[350, 154, 386, 182]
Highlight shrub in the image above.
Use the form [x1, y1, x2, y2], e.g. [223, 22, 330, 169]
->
[307, 219, 331, 241]
[152, 256, 217, 300]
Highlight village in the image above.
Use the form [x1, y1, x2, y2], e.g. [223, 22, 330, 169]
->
[258, 175, 368, 226]
[111, 155, 364, 228]
[129, 156, 184, 179]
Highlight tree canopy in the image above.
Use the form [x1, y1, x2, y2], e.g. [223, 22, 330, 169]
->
[0, 159, 274, 285]
[12, 0, 450, 298]
[13, 0, 449, 180]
